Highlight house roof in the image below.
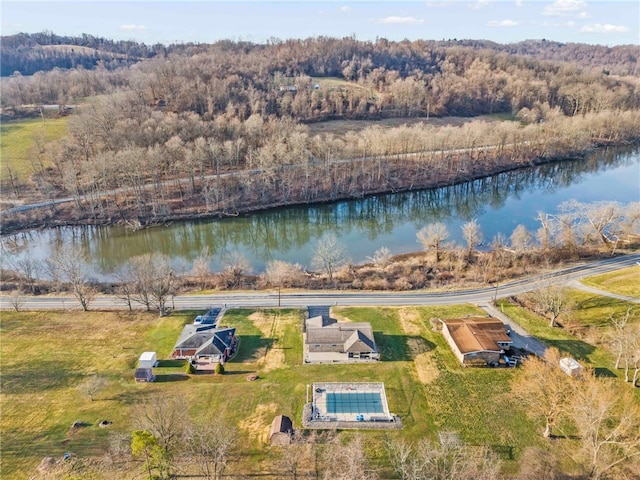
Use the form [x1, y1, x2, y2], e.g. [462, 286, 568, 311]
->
[306, 315, 337, 329]
[195, 327, 236, 356]
[344, 329, 376, 353]
[173, 324, 235, 354]
[442, 318, 512, 354]
[305, 318, 377, 354]
[270, 415, 293, 436]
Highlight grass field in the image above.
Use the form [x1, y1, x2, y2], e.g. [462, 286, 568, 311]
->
[498, 275, 640, 381]
[3, 282, 637, 478]
[1, 304, 544, 478]
[0, 116, 68, 181]
[579, 265, 640, 297]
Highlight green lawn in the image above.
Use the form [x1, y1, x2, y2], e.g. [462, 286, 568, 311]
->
[1, 304, 548, 478]
[0, 116, 68, 181]
[579, 265, 640, 297]
[498, 283, 639, 380]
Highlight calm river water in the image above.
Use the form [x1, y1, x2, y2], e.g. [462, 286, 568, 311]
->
[2, 145, 639, 278]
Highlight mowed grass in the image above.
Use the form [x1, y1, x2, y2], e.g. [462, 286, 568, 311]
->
[0, 310, 188, 478]
[2, 305, 545, 478]
[0, 116, 68, 181]
[498, 280, 639, 380]
[580, 265, 640, 297]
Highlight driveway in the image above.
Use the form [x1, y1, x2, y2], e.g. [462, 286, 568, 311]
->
[478, 303, 548, 357]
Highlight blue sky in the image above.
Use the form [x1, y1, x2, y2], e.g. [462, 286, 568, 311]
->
[2, 0, 638, 46]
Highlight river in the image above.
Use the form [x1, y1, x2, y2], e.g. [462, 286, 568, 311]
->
[2, 145, 639, 278]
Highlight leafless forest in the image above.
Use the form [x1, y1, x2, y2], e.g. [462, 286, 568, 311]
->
[2, 36, 640, 233]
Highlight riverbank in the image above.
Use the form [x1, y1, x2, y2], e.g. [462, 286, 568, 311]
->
[0, 142, 616, 236]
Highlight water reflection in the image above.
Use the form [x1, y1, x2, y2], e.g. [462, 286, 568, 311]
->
[2, 145, 638, 277]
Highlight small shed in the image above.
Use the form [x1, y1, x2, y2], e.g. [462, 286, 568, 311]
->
[269, 415, 293, 446]
[138, 352, 157, 369]
[134, 368, 155, 383]
[559, 357, 584, 376]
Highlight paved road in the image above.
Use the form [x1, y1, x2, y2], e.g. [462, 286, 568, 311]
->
[569, 280, 640, 303]
[2, 253, 638, 311]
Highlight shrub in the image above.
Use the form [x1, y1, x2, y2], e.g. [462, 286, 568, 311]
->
[186, 362, 196, 374]
[214, 363, 225, 375]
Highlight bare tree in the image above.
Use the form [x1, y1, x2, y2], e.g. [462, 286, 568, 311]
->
[386, 434, 502, 480]
[417, 223, 450, 264]
[8, 291, 24, 311]
[77, 374, 108, 401]
[10, 254, 41, 293]
[124, 253, 176, 315]
[511, 348, 575, 438]
[535, 211, 556, 252]
[368, 246, 392, 270]
[46, 245, 95, 311]
[278, 430, 313, 480]
[184, 416, 236, 480]
[517, 447, 563, 480]
[570, 374, 640, 480]
[608, 307, 635, 374]
[312, 233, 348, 283]
[510, 224, 534, 253]
[220, 250, 251, 288]
[526, 283, 574, 328]
[265, 259, 303, 306]
[322, 435, 378, 480]
[132, 395, 187, 471]
[461, 219, 483, 261]
[191, 245, 213, 290]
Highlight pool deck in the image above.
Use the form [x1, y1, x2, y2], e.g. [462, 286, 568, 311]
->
[306, 382, 400, 428]
[302, 403, 402, 430]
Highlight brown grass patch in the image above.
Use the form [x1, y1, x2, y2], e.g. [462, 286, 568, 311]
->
[248, 311, 287, 372]
[413, 353, 440, 384]
[238, 401, 278, 445]
[398, 308, 424, 336]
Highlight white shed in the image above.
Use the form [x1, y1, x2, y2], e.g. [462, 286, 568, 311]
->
[559, 357, 583, 376]
[139, 352, 157, 369]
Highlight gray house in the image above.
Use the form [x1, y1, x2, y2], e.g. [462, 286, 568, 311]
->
[171, 324, 237, 364]
[303, 315, 379, 364]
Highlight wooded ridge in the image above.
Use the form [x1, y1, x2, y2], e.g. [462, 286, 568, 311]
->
[1, 35, 639, 233]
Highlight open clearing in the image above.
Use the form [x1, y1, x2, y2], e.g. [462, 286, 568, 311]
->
[0, 116, 68, 181]
[306, 113, 506, 137]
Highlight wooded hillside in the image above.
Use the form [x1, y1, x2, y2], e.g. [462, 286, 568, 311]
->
[1, 35, 639, 232]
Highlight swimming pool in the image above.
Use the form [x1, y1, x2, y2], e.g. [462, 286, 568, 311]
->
[325, 391, 385, 414]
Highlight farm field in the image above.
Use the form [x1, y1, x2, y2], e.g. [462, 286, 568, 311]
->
[0, 116, 68, 181]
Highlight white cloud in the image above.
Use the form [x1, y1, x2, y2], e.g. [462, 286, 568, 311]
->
[577, 11, 591, 18]
[487, 19, 520, 27]
[378, 16, 425, 25]
[119, 24, 147, 32]
[515, 0, 524, 6]
[542, 20, 576, 27]
[340, 6, 352, 12]
[581, 23, 630, 34]
[468, 0, 490, 10]
[543, 0, 586, 16]
[426, 1, 454, 6]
